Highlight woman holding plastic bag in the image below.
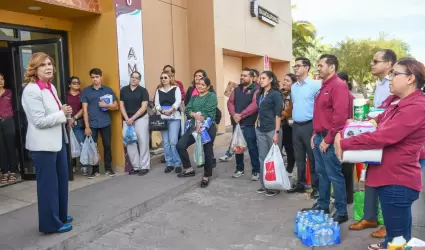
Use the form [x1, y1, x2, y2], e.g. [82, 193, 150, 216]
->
[334, 59, 425, 250]
[176, 77, 217, 188]
[255, 71, 290, 197]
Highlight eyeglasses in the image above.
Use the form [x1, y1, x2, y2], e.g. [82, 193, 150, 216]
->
[388, 70, 410, 79]
[292, 64, 305, 69]
[371, 60, 388, 65]
[130, 76, 140, 80]
[160, 77, 169, 80]
[71, 81, 80, 85]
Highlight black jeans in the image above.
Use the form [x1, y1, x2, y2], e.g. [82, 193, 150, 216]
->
[281, 123, 295, 173]
[177, 125, 217, 177]
[342, 163, 354, 204]
[292, 121, 318, 190]
[90, 126, 112, 172]
[0, 117, 18, 173]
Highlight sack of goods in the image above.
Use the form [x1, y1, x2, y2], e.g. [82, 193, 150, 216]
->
[294, 210, 341, 247]
[230, 124, 247, 154]
[263, 144, 291, 190]
[341, 121, 383, 164]
[80, 136, 100, 166]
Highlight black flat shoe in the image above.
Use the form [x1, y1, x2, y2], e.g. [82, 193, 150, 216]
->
[200, 179, 209, 188]
[164, 166, 174, 173]
[301, 203, 330, 214]
[177, 170, 195, 178]
[287, 185, 305, 194]
[138, 169, 149, 176]
[333, 214, 349, 224]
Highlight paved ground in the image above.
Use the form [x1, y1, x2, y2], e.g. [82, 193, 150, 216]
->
[78, 159, 425, 250]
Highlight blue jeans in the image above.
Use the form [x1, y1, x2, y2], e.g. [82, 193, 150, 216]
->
[72, 126, 85, 144]
[161, 119, 182, 167]
[377, 185, 419, 248]
[32, 141, 69, 232]
[313, 134, 347, 216]
[235, 125, 260, 173]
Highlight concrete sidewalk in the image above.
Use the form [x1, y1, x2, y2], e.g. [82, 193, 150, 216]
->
[0, 134, 232, 250]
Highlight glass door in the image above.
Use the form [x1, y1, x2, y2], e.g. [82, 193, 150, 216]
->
[9, 38, 73, 181]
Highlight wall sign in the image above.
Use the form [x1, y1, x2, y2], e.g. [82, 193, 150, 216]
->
[250, 0, 279, 27]
[264, 55, 270, 70]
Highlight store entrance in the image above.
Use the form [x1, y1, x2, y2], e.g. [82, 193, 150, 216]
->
[0, 26, 72, 185]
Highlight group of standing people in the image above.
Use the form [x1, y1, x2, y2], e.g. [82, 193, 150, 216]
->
[222, 51, 425, 250]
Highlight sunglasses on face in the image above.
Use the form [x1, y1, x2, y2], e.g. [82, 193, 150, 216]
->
[160, 77, 169, 80]
[371, 60, 388, 65]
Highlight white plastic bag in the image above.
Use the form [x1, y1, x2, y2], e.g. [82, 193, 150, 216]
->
[263, 144, 291, 190]
[230, 124, 247, 154]
[80, 136, 100, 165]
[193, 133, 205, 166]
[70, 129, 81, 159]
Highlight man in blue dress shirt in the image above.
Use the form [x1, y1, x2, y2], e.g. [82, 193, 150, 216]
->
[287, 57, 321, 199]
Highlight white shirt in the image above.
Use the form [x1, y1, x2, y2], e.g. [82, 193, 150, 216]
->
[374, 76, 390, 107]
[22, 83, 67, 152]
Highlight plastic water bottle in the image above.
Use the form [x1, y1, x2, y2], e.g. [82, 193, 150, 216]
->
[313, 226, 320, 246]
[328, 228, 334, 245]
[294, 212, 301, 235]
[319, 229, 326, 246]
[333, 222, 340, 244]
[297, 219, 304, 238]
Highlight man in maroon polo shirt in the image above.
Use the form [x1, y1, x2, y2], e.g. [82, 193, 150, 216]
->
[302, 54, 351, 224]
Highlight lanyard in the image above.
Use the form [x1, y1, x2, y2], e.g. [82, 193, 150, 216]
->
[258, 92, 268, 109]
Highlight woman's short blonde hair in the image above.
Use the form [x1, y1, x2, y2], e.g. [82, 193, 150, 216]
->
[23, 52, 55, 85]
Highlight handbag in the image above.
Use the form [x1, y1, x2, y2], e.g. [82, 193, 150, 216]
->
[149, 114, 167, 131]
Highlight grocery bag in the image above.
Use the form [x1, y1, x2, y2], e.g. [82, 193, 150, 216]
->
[263, 144, 291, 190]
[193, 133, 205, 166]
[230, 124, 247, 154]
[70, 129, 81, 159]
[122, 124, 137, 145]
[353, 191, 384, 225]
[80, 136, 100, 166]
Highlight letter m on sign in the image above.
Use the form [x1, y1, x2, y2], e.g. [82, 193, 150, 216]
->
[128, 63, 138, 75]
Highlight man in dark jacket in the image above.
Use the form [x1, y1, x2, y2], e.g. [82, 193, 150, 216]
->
[227, 68, 261, 181]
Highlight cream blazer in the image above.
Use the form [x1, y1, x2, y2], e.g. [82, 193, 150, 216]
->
[21, 83, 67, 152]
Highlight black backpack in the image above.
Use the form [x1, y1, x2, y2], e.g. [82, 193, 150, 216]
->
[215, 108, 222, 125]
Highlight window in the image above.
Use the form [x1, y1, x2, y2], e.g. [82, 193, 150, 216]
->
[0, 28, 16, 39]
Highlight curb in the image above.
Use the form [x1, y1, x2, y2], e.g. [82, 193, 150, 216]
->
[38, 133, 233, 250]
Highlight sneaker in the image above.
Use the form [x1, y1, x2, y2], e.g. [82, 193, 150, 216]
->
[81, 167, 88, 176]
[265, 190, 280, 197]
[219, 154, 233, 162]
[232, 170, 244, 178]
[88, 172, 100, 179]
[256, 188, 266, 194]
[368, 243, 384, 250]
[129, 169, 140, 175]
[106, 170, 116, 177]
[251, 172, 260, 181]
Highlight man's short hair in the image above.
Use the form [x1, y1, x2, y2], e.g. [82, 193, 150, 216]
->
[89, 68, 102, 76]
[295, 57, 311, 71]
[242, 68, 254, 77]
[163, 65, 175, 74]
[377, 49, 397, 66]
[319, 54, 339, 72]
[251, 68, 260, 77]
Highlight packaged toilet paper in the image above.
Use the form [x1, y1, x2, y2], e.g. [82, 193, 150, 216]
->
[353, 99, 370, 121]
[342, 121, 383, 164]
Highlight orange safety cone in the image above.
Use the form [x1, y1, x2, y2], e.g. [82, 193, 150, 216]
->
[355, 163, 364, 181]
[306, 157, 311, 185]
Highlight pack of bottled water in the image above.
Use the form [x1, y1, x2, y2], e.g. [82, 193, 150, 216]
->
[294, 210, 341, 247]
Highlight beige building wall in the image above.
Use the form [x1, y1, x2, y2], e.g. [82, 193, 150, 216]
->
[213, 0, 292, 130]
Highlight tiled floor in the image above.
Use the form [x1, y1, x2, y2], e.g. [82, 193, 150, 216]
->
[0, 173, 124, 215]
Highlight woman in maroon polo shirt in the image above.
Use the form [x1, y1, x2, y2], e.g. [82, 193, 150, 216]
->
[66, 76, 85, 174]
[0, 73, 18, 184]
[334, 58, 425, 250]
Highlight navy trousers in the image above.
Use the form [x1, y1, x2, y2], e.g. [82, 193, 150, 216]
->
[32, 142, 69, 233]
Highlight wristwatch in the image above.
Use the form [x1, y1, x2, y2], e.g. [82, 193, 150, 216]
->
[275, 130, 280, 134]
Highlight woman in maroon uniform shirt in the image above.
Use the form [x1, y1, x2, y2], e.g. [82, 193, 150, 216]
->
[334, 59, 425, 250]
[0, 73, 18, 184]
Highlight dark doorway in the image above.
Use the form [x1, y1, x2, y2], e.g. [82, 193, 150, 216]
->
[0, 24, 73, 183]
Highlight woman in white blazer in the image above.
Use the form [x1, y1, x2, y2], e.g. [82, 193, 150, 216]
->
[21, 52, 74, 233]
